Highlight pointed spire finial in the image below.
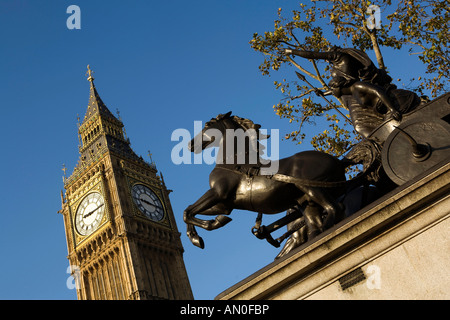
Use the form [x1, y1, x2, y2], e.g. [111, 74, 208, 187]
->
[148, 150, 153, 163]
[62, 163, 67, 183]
[147, 149, 157, 170]
[116, 108, 122, 121]
[86, 64, 95, 82]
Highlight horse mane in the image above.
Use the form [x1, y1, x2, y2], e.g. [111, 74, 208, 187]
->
[205, 112, 270, 157]
[206, 112, 269, 140]
[231, 115, 269, 139]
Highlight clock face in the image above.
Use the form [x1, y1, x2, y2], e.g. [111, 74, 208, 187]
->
[75, 192, 105, 236]
[131, 184, 165, 221]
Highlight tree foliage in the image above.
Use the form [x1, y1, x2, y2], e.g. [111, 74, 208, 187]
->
[250, 0, 449, 157]
[389, 0, 449, 96]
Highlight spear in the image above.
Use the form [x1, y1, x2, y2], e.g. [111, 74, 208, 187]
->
[295, 71, 353, 125]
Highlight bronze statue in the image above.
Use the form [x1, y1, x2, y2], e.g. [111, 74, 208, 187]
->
[183, 112, 350, 250]
[183, 97, 450, 258]
[284, 46, 449, 184]
[285, 47, 421, 138]
[183, 46, 450, 259]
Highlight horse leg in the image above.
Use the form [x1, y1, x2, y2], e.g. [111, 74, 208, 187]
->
[197, 202, 233, 229]
[276, 205, 307, 259]
[184, 189, 219, 248]
[184, 189, 233, 230]
[184, 189, 233, 248]
[301, 187, 344, 237]
[303, 202, 323, 239]
[184, 189, 224, 228]
[275, 225, 307, 259]
[186, 223, 204, 249]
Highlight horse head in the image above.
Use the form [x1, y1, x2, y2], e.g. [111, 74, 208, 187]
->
[188, 111, 232, 153]
[188, 111, 270, 165]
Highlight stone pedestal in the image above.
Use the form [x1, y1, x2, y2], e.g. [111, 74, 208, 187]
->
[216, 160, 450, 300]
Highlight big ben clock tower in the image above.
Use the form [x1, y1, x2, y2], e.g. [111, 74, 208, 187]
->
[59, 66, 193, 300]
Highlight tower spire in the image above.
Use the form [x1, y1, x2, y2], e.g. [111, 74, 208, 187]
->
[81, 64, 117, 124]
[71, 65, 141, 177]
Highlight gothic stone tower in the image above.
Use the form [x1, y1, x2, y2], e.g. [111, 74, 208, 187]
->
[59, 67, 193, 300]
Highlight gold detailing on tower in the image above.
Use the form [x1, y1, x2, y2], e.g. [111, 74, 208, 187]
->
[86, 64, 95, 82]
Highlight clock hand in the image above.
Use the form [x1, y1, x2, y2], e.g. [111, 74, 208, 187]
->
[141, 198, 157, 207]
[83, 203, 104, 219]
[134, 196, 160, 208]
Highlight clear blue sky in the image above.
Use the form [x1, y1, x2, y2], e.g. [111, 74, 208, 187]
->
[0, 0, 429, 299]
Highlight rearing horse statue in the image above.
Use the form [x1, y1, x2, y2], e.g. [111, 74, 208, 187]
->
[183, 112, 349, 256]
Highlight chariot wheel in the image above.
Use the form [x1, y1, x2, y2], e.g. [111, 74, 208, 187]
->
[381, 118, 450, 185]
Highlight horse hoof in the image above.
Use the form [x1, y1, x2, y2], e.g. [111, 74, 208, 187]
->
[275, 230, 306, 260]
[194, 237, 205, 249]
[188, 232, 205, 249]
